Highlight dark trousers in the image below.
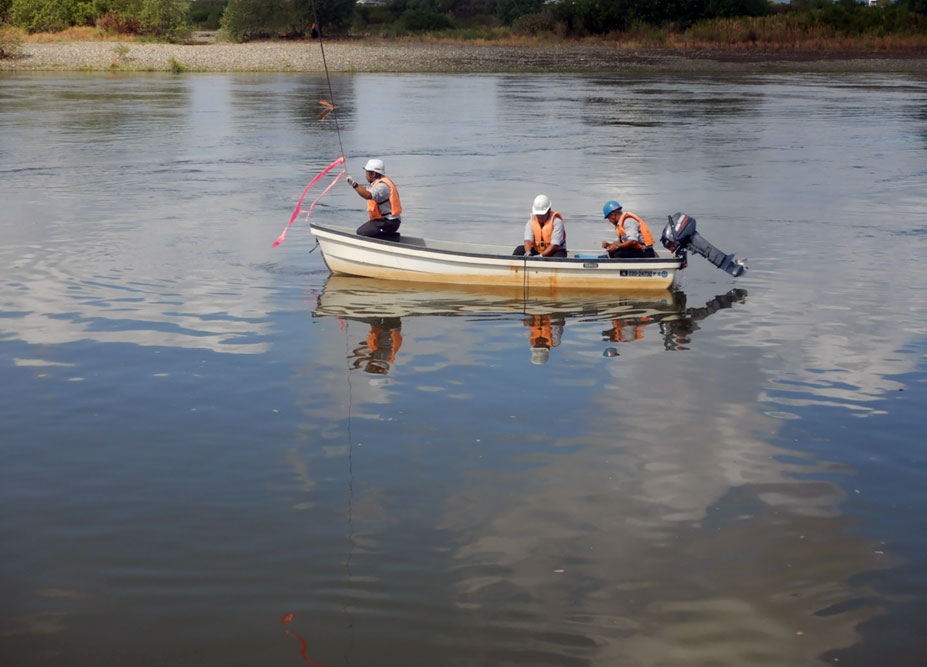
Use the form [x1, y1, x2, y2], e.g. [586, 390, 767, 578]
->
[608, 246, 655, 258]
[357, 218, 401, 240]
[512, 246, 567, 258]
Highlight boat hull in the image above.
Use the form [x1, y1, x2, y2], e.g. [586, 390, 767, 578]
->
[310, 224, 682, 291]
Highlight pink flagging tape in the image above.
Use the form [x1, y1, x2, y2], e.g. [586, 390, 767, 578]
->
[306, 171, 344, 219]
[280, 613, 329, 667]
[273, 156, 345, 247]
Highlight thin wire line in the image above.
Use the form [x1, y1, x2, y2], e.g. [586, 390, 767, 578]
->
[523, 253, 529, 305]
[309, 2, 347, 164]
[341, 321, 356, 665]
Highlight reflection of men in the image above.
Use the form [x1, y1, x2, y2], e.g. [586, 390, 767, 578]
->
[350, 317, 403, 374]
[604, 316, 653, 343]
[525, 314, 564, 365]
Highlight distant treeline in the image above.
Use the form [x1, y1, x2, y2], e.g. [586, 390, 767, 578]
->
[1, 0, 926, 44]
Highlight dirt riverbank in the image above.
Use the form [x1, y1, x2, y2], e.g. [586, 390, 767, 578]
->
[3, 39, 927, 74]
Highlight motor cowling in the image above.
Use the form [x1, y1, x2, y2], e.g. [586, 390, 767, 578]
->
[660, 212, 747, 278]
[661, 212, 698, 255]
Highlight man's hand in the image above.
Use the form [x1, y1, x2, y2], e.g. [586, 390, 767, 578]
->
[346, 175, 357, 188]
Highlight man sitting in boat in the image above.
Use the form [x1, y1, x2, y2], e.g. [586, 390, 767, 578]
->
[601, 200, 656, 258]
[345, 159, 402, 240]
[512, 194, 567, 258]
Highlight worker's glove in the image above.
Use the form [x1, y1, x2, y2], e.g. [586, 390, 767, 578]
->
[346, 175, 357, 188]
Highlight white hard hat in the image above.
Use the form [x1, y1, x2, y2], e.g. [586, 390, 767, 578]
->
[531, 346, 550, 365]
[532, 194, 551, 216]
[364, 159, 385, 174]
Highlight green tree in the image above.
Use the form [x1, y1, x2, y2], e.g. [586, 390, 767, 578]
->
[401, 7, 454, 31]
[789, 0, 831, 9]
[387, 0, 457, 32]
[552, 0, 633, 36]
[11, 0, 72, 32]
[221, 0, 353, 41]
[189, 0, 227, 28]
[278, 0, 313, 36]
[705, 0, 770, 19]
[220, 0, 276, 40]
[92, 0, 145, 18]
[901, 0, 927, 15]
[313, 0, 355, 34]
[444, 0, 494, 21]
[279, 0, 354, 37]
[493, 0, 544, 26]
[627, 0, 708, 28]
[139, 0, 190, 41]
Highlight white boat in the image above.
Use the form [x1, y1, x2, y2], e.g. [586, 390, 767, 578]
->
[309, 223, 683, 291]
[308, 213, 745, 290]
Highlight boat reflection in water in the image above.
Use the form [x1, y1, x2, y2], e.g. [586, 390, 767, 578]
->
[313, 275, 747, 368]
[606, 288, 749, 352]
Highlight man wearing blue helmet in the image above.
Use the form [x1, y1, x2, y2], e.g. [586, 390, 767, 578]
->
[601, 200, 655, 258]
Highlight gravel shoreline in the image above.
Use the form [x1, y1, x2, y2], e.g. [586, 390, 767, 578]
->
[4, 39, 927, 74]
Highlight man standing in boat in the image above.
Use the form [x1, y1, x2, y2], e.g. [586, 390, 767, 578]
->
[513, 194, 567, 258]
[601, 200, 656, 258]
[346, 159, 402, 240]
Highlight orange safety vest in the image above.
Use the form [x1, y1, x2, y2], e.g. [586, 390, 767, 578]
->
[530, 211, 565, 252]
[528, 315, 554, 348]
[368, 324, 402, 363]
[617, 211, 654, 249]
[366, 175, 402, 221]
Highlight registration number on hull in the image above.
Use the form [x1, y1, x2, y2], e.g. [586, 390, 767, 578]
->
[620, 270, 669, 278]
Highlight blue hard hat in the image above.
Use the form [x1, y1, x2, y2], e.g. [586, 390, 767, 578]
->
[603, 200, 622, 218]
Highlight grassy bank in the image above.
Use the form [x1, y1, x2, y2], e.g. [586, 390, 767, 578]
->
[4, 25, 927, 74]
[6, 14, 927, 54]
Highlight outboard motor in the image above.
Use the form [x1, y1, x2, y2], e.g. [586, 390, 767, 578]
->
[660, 212, 747, 278]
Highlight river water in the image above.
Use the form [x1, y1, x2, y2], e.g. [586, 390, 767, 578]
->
[1, 70, 926, 667]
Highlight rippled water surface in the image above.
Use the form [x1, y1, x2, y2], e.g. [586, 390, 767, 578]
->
[2, 71, 926, 667]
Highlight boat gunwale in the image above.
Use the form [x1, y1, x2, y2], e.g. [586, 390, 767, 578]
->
[310, 222, 682, 268]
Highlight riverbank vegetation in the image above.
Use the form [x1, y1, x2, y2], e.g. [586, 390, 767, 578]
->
[2, 0, 927, 55]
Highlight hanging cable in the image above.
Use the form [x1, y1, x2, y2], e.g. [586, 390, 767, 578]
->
[309, 0, 347, 166]
[523, 253, 530, 304]
[340, 320, 356, 663]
